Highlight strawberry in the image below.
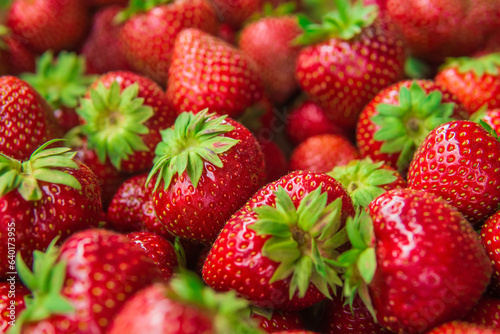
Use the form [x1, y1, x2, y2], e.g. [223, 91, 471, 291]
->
[76, 71, 177, 174]
[435, 53, 500, 115]
[338, 188, 492, 333]
[0, 282, 29, 333]
[295, 0, 406, 129]
[0, 25, 35, 75]
[116, 0, 219, 84]
[0, 140, 102, 279]
[203, 171, 355, 311]
[328, 157, 406, 208]
[289, 134, 360, 173]
[356, 80, 468, 174]
[6, 0, 89, 53]
[147, 110, 266, 244]
[167, 28, 264, 119]
[464, 296, 500, 329]
[426, 321, 500, 334]
[480, 210, 500, 297]
[20, 51, 96, 132]
[251, 307, 304, 333]
[126, 231, 179, 281]
[407, 120, 500, 226]
[108, 271, 263, 334]
[10, 229, 162, 334]
[257, 139, 289, 183]
[476, 108, 500, 133]
[0, 76, 62, 160]
[211, 0, 288, 29]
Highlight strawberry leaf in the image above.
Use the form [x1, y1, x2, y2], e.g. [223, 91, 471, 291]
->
[442, 53, 500, 77]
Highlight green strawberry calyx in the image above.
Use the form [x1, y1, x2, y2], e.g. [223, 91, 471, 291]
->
[166, 270, 264, 334]
[0, 25, 9, 50]
[328, 158, 398, 208]
[77, 81, 154, 170]
[21, 51, 96, 110]
[371, 81, 455, 172]
[249, 186, 348, 300]
[0, 139, 81, 201]
[114, 0, 172, 24]
[146, 109, 239, 191]
[442, 53, 500, 77]
[7, 238, 74, 334]
[245, 2, 297, 24]
[294, 0, 378, 45]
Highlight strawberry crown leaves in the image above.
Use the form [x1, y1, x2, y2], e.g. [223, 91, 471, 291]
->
[21, 51, 97, 110]
[293, 0, 378, 45]
[371, 81, 456, 173]
[166, 270, 264, 334]
[0, 25, 9, 51]
[442, 53, 500, 77]
[0, 139, 81, 201]
[114, 0, 172, 23]
[329, 158, 398, 208]
[77, 81, 153, 170]
[146, 109, 239, 191]
[478, 119, 500, 140]
[0, 0, 11, 9]
[7, 238, 74, 334]
[249, 186, 348, 300]
[245, 2, 297, 24]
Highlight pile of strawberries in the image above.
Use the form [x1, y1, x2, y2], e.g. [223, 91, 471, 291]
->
[1, 0, 500, 333]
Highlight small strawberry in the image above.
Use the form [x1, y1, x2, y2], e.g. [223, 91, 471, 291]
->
[116, 0, 219, 84]
[464, 296, 500, 329]
[356, 80, 468, 174]
[257, 139, 289, 183]
[251, 307, 304, 333]
[426, 321, 500, 334]
[337, 188, 492, 333]
[475, 108, 500, 133]
[167, 28, 264, 119]
[295, 0, 406, 129]
[147, 110, 266, 244]
[10, 229, 162, 334]
[0, 139, 102, 279]
[480, 210, 500, 297]
[407, 120, 500, 226]
[289, 134, 360, 173]
[435, 53, 500, 115]
[203, 171, 355, 311]
[0, 282, 30, 333]
[0, 25, 35, 75]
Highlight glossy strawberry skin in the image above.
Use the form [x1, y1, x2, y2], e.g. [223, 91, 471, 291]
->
[0, 161, 102, 279]
[368, 188, 492, 334]
[356, 80, 468, 171]
[407, 120, 500, 226]
[252, 309, 304, 333]
[119, 0, 219, 84]
[0, 282, 30, 333]
[202, 171, 355, 311]
[296, 14, 405, 129]
[480, 211, 500, 297]
[153, 117, 266, 244]
[289, 134, 360, 173]
[0, 76, 62, 160]
[167, 28, 264, 119]
[426, 321, 500, 334]
[464, 296, 500, 328]
[21, 229, 162, 334]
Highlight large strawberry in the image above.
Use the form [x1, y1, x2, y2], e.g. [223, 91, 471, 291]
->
[435, 53, 500, 115]
[203, 171, 355, 311]
[0, 140, 102, 279]
[9, 229, 162, 334]
[407, 120, 500, 226]
[356, 80, 468, 173]
[167, 28, 264, 119]
[147, 110, 266, 244]
[116, 0, 219, 84]
[295, 0, 406, 129]
[480, 210, 500, 297]
[337, 188, 492, 334]
[0, 76, 62, 160]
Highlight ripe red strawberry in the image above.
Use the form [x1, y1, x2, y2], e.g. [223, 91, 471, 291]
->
[476, 108, 500, 133]
[257, 139, 289, 183]
[147, 110, 266, 244]
[480, 210, 500, 297]
[108, 271, 263, 334]
[435, 53, 500, 115]
[251, 307, 304, 333]
[167, 28, 264, 119]
[464, 296, 500, 329]
[211, 0, 288, 29]
[426, 321, 500, 334]
[11, 229, 162, 333]
[126, 232, 179, 281]
[295, 0, 406, 129]
[0, 140, 102, 279]
[77, 71, 177, 174]
[117, 0, 219, 84]
[0, 282, 29, 332]
[286, 101, 348, 146]
[239, 14, 302, 104]
[203, 171, 355, 311]
[0, 25, 35, 75]
[356, 80, 468, 174]
[6, 0, 89, 53]
[407, 120, 500, 226]
[289, 134, 360, 173]
[0, 76, 62, 160]
[328, 157, 406, 208]
[338, 188, 492, 333]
